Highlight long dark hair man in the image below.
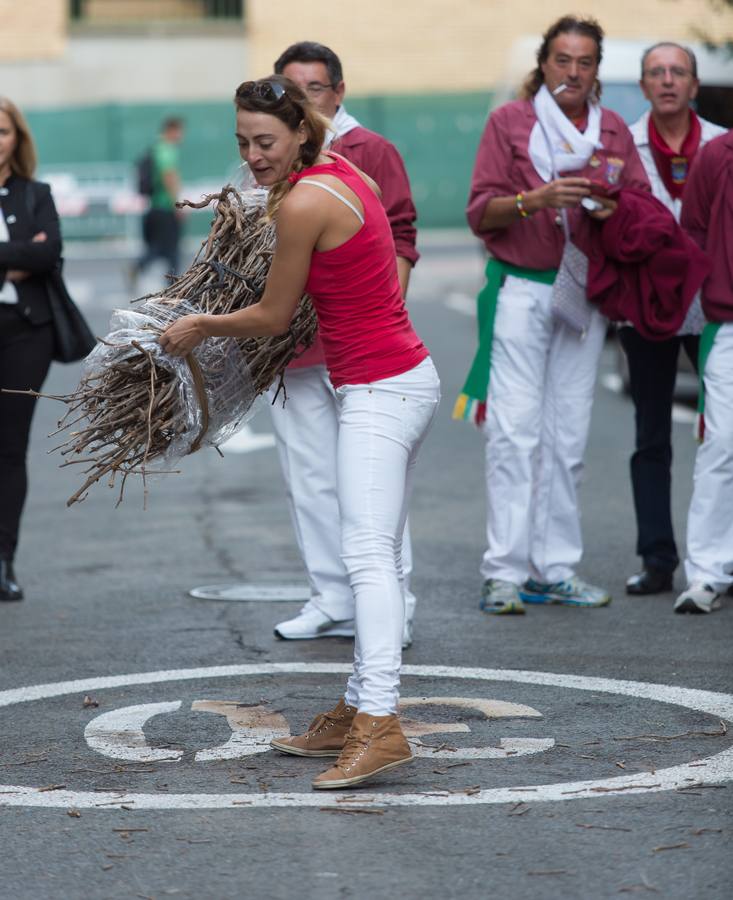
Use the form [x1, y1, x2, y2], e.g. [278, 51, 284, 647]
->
[459, 15, 649, 615]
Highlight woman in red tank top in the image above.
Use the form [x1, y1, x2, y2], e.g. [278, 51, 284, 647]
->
[161, 76, 440, 790]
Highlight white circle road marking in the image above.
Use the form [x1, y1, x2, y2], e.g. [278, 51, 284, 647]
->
[0, 663, 731, 810]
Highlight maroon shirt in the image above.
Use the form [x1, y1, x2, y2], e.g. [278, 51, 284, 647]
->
[332, 125, 419, 265]
[292, 123, 419, 368]
[680, 130, 733, 323]
[466, 99, 650, 270]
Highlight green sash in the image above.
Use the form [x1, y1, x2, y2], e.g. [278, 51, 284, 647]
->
[696, 322, 722, 439]
[452, 258, 557, 424]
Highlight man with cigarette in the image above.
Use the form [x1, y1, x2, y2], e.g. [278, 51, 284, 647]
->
[461, 15, 649, 615]
[265, 42, 421, 645]
[620, 43, 725, 597]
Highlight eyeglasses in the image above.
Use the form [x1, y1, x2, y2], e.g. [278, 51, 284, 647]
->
[236, 80, 287, 103]
[643, 66, 693, 80]
[303, 81, 336, 98]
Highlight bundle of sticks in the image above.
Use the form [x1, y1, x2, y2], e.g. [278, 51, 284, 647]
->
[39, 187, 316, 507]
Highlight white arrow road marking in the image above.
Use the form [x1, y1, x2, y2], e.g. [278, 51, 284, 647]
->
[2, 664, 732, 809]
[219, 425, 275, 454]
[445, 292, 476, 317]
[191, 701, 290, 761]
[84, 701, 183, 762]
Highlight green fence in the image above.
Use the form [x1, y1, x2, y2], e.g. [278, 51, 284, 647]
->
[26, 91, 492, 233]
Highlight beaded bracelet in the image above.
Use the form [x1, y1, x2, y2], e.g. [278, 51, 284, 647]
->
[515, 192, 529, 219]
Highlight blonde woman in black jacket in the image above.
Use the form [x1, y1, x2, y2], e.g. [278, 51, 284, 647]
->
[0, 97, 63, 602]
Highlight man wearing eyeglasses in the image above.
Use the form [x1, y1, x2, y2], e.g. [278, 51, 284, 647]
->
[619, 43, 725, 598]
[266, 41, 420, 645]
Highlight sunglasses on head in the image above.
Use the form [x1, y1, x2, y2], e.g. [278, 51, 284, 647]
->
[237, 80, 287, 103]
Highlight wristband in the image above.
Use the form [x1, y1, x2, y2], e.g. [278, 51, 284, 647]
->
[515, 192, 530, 218]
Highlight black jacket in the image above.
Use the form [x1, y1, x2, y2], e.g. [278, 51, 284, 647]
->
[0, 174, 63, 325]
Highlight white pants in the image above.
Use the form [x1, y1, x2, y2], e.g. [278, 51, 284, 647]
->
[268, 365, 417, 623]
[336, 357, 440, 715]
[481, 276, 607, 585]
[685, 322, 733, 590]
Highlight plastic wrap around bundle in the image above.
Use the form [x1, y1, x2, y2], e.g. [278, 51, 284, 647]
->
[83, 301, 262, 465]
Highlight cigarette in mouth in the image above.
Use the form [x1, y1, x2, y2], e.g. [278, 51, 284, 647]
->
[552, 84, 568, 96]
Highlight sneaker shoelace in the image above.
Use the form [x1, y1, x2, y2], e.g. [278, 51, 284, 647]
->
[306, 709, 346, 735]
[337, 734, 371, 772]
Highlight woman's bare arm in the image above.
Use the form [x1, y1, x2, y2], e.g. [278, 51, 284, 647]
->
[159, 191, 324, 356]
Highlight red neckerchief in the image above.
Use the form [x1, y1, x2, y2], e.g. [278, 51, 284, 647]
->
[569, 109, 588, 133]
[648, 110, 702, 200]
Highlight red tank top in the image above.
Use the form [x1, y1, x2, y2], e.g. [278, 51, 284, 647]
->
[288, 155, 428, 388]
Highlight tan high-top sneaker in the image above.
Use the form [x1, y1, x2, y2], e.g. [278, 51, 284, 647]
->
[312, 712, 412, 789]
[270, 698, 357, 757]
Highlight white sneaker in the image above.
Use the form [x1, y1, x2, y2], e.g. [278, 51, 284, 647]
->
[673, 582, 722, 615]
[274, 605, 355, 639]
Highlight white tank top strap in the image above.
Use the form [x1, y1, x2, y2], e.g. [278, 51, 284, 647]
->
[297, 179, 365, 225]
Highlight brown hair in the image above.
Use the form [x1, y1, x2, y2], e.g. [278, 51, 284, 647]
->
[520, 15, 604, 101]
[0, 96, 38, 179]
[234, 75, 329, 219]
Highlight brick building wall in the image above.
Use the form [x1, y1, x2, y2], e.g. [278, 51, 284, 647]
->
[0, 0, 66, 61]
[247, 0, 733, 93]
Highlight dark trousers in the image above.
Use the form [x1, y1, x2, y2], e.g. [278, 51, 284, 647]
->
[138, 209, 180, 276]
[0, 311, 54, 560]
[618, 326, 700, 574]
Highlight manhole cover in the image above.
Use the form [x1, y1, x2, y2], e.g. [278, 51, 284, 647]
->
[188, 584, 310, 602]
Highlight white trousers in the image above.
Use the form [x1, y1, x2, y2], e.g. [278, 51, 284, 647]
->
[268, 365, 417, 623]
[481, 275, 607, 585]
[336, 357, 440, 715]
[685, 322, 733, 590]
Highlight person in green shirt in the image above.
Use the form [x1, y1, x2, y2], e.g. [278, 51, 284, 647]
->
[135, 117, 184, 280]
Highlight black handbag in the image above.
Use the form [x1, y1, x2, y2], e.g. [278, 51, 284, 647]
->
[24, 181, 97, 363]
[45, 264, 97, 363]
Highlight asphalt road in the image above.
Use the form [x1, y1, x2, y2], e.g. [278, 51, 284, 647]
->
[1, 237, 731, 900]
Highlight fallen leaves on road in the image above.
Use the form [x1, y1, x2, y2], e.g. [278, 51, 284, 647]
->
[320, 807, 385, 816]
[576, 823, 632, 832]
[613, 721, 727, 743]
[652, 842, 689, 852]
[618, 879, 659, 893]
[508, 803, 530, 817]
[83, 695, 99, 708]
[67, 809, 81, 818]
[527, 870, 574, 876]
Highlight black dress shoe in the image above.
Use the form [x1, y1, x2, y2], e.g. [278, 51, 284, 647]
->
[626, 568, 674, 596]
[0, 560, 23, 602]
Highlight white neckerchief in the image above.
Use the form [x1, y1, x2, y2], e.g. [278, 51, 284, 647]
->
[529, 84, 603, 182]
[0, 207, 19, 304]
[325, 105, 361, 148]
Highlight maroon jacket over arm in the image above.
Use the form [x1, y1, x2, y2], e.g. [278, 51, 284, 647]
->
[332, 125, 419, 266]
[466, 99, 649, 270]
[574, 188, 711, 339]
[680, 130, 733, 324]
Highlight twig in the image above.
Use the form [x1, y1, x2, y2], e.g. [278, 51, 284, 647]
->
[613, 721, 727, 742]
